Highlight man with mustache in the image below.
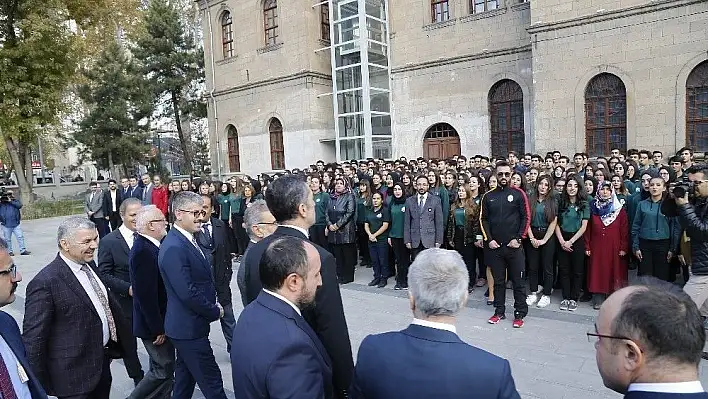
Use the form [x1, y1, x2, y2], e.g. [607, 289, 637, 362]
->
[0, 238, 48, 398]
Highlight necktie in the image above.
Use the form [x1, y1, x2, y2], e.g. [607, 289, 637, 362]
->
[80, 265, 118, 342]
[419, 195, 424, 209]
[142, 187, 147, 201]
[191, 235, 205, 258]
[202, 224, 211, 238]
[0, 353, 17, 399]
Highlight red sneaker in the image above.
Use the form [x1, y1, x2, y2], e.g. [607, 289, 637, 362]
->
[512, 318, 524, 328]
[488, 314, 506, 324]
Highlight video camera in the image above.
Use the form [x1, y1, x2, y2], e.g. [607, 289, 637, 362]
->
[0, 187, 12, 202]
[662, 179, 696, 217]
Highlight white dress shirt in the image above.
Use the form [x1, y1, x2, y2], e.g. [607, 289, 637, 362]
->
[263, 289, 302, 316]
[411, 318, 457, 334]
[118, 224, 135, 250]
[0, 335, 32, 399]
[417, 193, 428, 208]
[110, 190, 117, 212]
[172, 224, 205, 257]
[139, 233, 161, 248]
[60, 253, 110, 345]
[280, 224, 308, 238]
[628, 381, 704, 393]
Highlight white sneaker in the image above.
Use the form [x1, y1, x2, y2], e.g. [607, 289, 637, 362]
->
[526, 292, 539, 306]
[537, 295, 551, 308]
[559, 299, 569, 311]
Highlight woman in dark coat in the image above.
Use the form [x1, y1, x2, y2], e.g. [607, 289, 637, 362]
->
[327, 176, 358, 284]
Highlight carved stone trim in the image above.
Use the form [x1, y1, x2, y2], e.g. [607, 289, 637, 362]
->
[422, 18, 456, 31]
[460, 7, 506, 23]
[257, 43, 284, 54]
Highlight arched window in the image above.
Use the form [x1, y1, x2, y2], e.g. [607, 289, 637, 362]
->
[687, 61, 708, 152]
[489, 79, 525, 158]
[431, 0, 449, 23]
[264, 0, 279, 46]
[423, 123, 460, 159]
[226, 125, 240, 172]
[269, 118, 285, 170]
[584, 73, 627, 156]
[221, 11, 234, 58]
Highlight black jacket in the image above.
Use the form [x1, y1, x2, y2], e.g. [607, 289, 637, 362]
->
[242, 226, 354, 398]
[97, 229, 133, 316]
[196, 217, 236, 305]
[678, 199, 708, 276]
[326, 193, 357, 245]
[480, 186, 530, 247]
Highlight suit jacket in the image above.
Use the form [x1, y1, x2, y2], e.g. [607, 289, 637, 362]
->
[129, 234, 168, 339]
[158, 227, 220, 340]
[231, 292, 333, 399]
[142, 183, 154, 205]
[0, 311, 48, 399]
[103, 189, 123, 215]
[403, 193, 444, 248]
[22, 255, 131, 397]
[127, 185, 143, 200]
[624, 392, 708, 399]
[84, 189, 107, 218]
[242, 226, 354, 397]
[97, 229, 132, 311]
[352, 324, 521, 399]
[196, 217, 235, 306]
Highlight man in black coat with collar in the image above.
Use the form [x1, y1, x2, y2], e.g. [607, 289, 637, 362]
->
[242, 175, 353, 399]
[22, 217, 132, 399]
[195, 194, 237, 352]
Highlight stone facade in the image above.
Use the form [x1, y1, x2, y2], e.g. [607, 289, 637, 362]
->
[199, 0, 708, 174]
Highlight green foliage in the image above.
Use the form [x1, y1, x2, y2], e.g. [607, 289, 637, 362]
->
[74, 41, 152, 170]
[22, 199, 84, 220]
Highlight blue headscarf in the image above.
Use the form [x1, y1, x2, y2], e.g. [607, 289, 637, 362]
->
[590, 181, 622, 226]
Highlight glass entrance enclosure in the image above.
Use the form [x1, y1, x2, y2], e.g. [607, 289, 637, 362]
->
[328, 0, 392, 160]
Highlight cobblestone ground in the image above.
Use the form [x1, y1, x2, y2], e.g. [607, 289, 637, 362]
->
[5, 216, 708, 398]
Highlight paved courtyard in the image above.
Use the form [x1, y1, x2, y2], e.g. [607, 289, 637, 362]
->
[4, 215, 708, 398]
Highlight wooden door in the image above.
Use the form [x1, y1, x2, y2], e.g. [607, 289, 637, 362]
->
[423, 137, 460, 159]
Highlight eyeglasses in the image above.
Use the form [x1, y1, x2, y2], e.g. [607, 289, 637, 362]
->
[256, 221, 278, 226]
[0, 264, 17, 279]
[179, 209, 207, 218]
[586, 332, 643, 351]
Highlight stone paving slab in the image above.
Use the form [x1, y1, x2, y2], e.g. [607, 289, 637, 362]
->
[4, 216, 708, 398]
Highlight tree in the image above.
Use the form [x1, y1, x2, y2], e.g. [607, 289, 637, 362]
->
[133, 0, 205, 177]
[192, 120, 210, 173]
[73, 41, 152, 176]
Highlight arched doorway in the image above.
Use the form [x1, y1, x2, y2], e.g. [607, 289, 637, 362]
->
[687, 61, 708, 152]
[584, 73, 627, 156]
[268, 118, 285, 169]
[423, 123, 460, 159]
[489, 79, 525, 158]
[226, 125, 240, 172]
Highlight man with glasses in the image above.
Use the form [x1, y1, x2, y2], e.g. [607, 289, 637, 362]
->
[128, 205, 174, 399]
[0, 238, 48, 398]
[238, 199, 277, 306]
[404, 175, 444, 260]
[593, 278, 707, 398]
[481, 161, 530, 328]
[97, 198, 145, 386]
[195, 194, 238, 353]
[158, 191, 226, 399]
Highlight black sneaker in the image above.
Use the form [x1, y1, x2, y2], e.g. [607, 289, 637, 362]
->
[20, 251, 30, 255]
[8, 252, 14, 257]
[377, 279, 387, 288]
[393, 283, 403, 290]
[368, 278, 380, 287]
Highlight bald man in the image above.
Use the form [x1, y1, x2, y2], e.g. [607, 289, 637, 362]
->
[593, 277, 708, 399]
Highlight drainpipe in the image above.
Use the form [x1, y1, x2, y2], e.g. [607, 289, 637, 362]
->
[205, 5, 222, 180]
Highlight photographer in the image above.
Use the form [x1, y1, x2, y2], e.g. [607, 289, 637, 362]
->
[0, 190, 30, 256]
[675, 164, 708, 325]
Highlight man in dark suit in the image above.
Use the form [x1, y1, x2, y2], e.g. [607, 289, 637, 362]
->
[104, 179, 124, 231]
[22, 217, 132, 399]
[196, 194, 237, 352]
[141, 174, 154, 206]
[595, 278, 708, 399]
[403, 175, 444, 259]
[242, 175, 353, 398]
[352, 248, 520, 399]
[237, 199, 278, 306]
[158, 191, 226, 399]
[85, 181, 110, 238]
[0, 237, 48, 399]
[97, 197, 144, 386]
[127, 177, 143, 200]
[232, 236, 332, 398]
[129, 205, 174, 399]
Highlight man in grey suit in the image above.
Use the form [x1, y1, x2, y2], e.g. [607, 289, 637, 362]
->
[404, 175, 443, 260]
[85, 181, 110, 238]
[141, 173, 154, 205]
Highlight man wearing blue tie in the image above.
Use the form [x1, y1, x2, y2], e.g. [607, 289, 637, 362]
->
[158, 191, 226, 399]
[593, 277, 708, 399]
[0, 238, 48, 399]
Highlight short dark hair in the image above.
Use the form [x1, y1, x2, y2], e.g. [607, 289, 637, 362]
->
[200, 193, 213, 206]
[652, 150, 663, 156]
[495, 161, 511, 170]
[669, 155, 682, 164]
[686, 163, 708, 178]
[679, 146, 693, 155]
[108, 179, 117, 184]
[612, 277, 705, 366]
[414, 175, 429, 184]
[265, 174, 310, 223]
[259, 236, 309, 291]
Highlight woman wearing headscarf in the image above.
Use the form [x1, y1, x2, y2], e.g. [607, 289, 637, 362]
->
[387, 182, 410, 290]
[585, 181, 629, 310]
[327, 176, 358, 284]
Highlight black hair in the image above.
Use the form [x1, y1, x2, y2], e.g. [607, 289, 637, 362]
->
[259, 236, 310, 291]
[264, 174, 310, 223]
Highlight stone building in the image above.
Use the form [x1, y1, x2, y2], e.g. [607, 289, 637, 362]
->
[198, 0, 708, 175]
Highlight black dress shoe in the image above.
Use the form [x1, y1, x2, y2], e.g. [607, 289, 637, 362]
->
[377, 279, 387, 288]
[368, 278, 380, 287]
[579, 292, 592, 302]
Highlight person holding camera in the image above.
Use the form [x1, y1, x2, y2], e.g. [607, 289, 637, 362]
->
[0, 190, 30, 256]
